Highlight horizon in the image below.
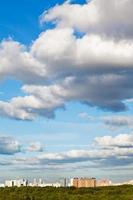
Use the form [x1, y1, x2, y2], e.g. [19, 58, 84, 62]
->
[0, 0, 133, 183]
[1, 176, 133, 185]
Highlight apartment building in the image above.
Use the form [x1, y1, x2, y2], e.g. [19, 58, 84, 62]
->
[72, 177, 96, 188]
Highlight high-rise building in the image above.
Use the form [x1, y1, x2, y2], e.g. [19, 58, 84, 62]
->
[78, 178, 85, 188]
[59, 178, 69, 187]
[72, 178, 96, 188]
[73, 178, 79, 187]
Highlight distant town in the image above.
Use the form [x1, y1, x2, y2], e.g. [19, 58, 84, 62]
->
[0, 177, 133, 188]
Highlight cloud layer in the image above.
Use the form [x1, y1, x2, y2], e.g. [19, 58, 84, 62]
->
[1, 133, 133, 170]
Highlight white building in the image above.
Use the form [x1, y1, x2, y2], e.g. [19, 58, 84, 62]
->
[70, 178, 74, 187]
[5, 179, 28, 187]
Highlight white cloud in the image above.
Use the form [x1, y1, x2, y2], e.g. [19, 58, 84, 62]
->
[41, 1, 99, 31]
[31, 29, 133, 78]
[0, 137, 21, 155]
[27, 142, 43, 152]
[0, 39, 46, 83]
[41, 0, 133, 37]
[0, 71, 133, 120]
[1, 133, 133, 169]
[0, 1, 133, 120]
[1, 28, 133, 82]
[95, 134, 133, 148]
[10, 142, 133, 168]
[0, 84, 65, 120]
[27, 134, 133, 167]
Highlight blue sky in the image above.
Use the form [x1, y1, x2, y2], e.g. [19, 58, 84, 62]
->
[0, 0, 63, 43]
[0, 0, 133, 183]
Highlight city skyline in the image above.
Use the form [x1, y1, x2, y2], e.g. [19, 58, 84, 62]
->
[1, 176, 133, 188]
[0, 0, 133, 183]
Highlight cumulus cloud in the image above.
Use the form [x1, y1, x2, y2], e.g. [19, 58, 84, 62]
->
[0, 84, 65, 120]
[0, 39, 46, 83]
[1, 71, 133, 120]
[27, 142, 43, 152]
[31, 29, 133, 77]
[95, 134, 133, 148]
[0, 1, 133, 120]
[41, 0, 133, 38]
[0, 137, 21, 155]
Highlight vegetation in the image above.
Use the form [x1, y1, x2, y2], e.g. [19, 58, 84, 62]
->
[0, 185, 133, 200]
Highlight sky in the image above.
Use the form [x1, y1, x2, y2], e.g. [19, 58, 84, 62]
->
[0, 0, 133, 183]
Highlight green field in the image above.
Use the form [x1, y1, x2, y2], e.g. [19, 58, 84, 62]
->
[0, 185, 133, 200]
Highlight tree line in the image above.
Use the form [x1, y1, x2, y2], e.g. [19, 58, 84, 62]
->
[0, 185, 132, 200]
